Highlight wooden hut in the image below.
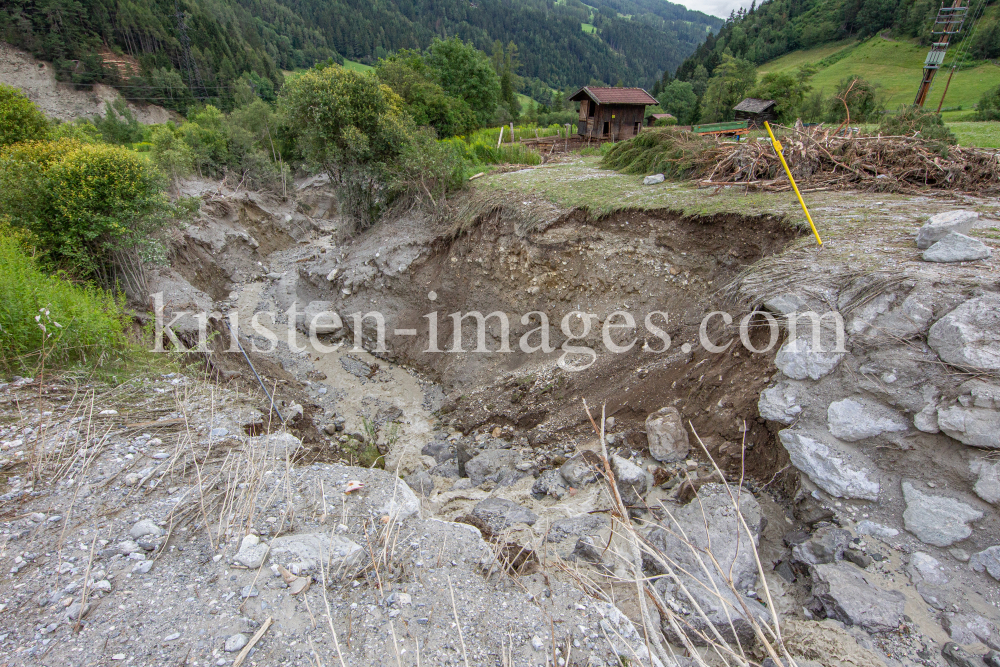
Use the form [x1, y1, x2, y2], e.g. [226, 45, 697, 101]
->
[646, 113, 676, 127]
[733, 98, 777, 128]
[570, 87, 658, 140]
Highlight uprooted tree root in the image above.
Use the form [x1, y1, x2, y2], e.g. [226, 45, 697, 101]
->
[604, 126, 1000, 196]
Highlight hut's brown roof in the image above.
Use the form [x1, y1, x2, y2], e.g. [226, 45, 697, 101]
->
[733, 98, 776, 113]
[569, 87, 658, 105]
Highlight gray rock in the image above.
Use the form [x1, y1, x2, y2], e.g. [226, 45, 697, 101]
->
[922, 232, 991, 263]
[642, 173, 665, 185]
[115, 540, 141, 556]
[645, 407, 690, 463]
[225, 633, 248, 652]
[775, 337, 845, 381]
[763, 293, 808, 315]
[647, 484, 766, 646]
[856, 520, 899, 541]
[943, 613, 1000, 650]
[610, 455, 647, 508]
[268, 533, 362, 575]
[964, 380, 1000, 410]
[377, 480, 421, 522]
[917, 210, 979, 248]
[827, 398, 908, 442]
[938, 406, 1000, 449]
[873, 288, 936, 339]
[65, 602, 91, 621]
[421, 440, 453, 463]
[907, 551, 949, 585]
[928, 294, 1000, 371]
[298, 301, 341, 334]
[429, 461, 460, 478]
[464, 450, 518, 487]
[942, 642, 988, 667]
[811, 562, 905, 632]
[404, 470, 434, 497]
[129, 519, 163, 540]
[758, 382, 803, 424]
[470, 498, 537, 535]
[791, 526, 852, 566]
[843, 548, 872, 569]
[970, 546, 1000, 580]
[972, 459, 1000, 504]
[531, 469, 568, 499]
[545, 515, 609, 543]
[572, 535, 605, 564]
[559, 452, 602, 487]
[902, 481, 983, 547]
[779, 430, 879, 500]
[234, 534, 269, 569]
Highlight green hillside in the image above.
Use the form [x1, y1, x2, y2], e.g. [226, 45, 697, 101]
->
[761, 36, 1000, 114]
[1, 0, 723, 114]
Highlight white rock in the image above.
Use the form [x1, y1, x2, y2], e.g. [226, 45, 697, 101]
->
[778, 430, 879, 500]
[758, 382, 803, 424]
[916, 210, 978, 249]
[908, 552, 949, 585]
[963, 380, 1000, 409]
[922, 232, 991, 262]
[928, 293, 1000, 371]
[775, 337, 845, 381]
[971, 458, 1000, 504]
[901, 481, 983, 547]
[856, 520, 899, 541]
[225, 633, 248, 652]
[234, 534, 269, 569]
[762, 294, 807, 315]
[209, 427, 228, 438]
[826, 398, 908, 442]
[642, 173, 665, 185]
[644, 407, 690, 463]
[268, 533, 362, 575]
[129, 519, 163, 540]
[379, 480, 421, 522]
[937, 406, 1000, 449]
[970, 546, 1000, 580]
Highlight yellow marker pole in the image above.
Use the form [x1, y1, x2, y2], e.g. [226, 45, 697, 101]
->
[764, 121, 822, 247]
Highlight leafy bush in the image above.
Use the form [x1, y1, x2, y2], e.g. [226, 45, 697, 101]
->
[0, 229, 130, 376]
[601, 128, 707, 177]
[376, 53, 478, 137]
[390, 128, 467, 204]
[94, 99, 145, 145]
[280, 64, 414, 228]
[976, 85, 1000, 122]
[0, 139, 167, 298]
[0, 83, 49, 149]
[879, 106, 956, 145]
[151, 125, 196, 187]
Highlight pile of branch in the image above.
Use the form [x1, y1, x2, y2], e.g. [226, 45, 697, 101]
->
[696, 125, 1000, 195]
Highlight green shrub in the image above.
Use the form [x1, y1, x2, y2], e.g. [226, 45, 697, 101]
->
[94, 99, 145, 145]
[601, 128, 707, 177]
[879, 105, 956, 145]
[0, 139, 168, 297]
[0, 230, 130, 376]
[976, 85, 1000, 121]
[0, 84, 49, 149]
[826, 76, 884, 124]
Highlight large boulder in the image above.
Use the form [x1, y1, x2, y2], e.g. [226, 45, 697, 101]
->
[646, 484, 766, 646]
[922, 232, 991, 263]
[902, 481, 983, 547]
[928, 294, 1000, 371]
[916, 210, 979, 249]
[645, 407, 690, 463]
[811, 562, 905, 632]
[779, 430, 879, 500]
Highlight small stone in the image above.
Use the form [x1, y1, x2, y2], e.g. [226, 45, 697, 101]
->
[129, 519, 163, 540]
[210, 427, 229, 438]
[827, 398, 908, 442]
[642, 173, 665, 185]
[240, 585, 258, 598]
[843, 548, 872, 569]
[970, 546, 1000, 580]
[531, 635, 545, 651]
[124, 473, 140, 486]
[610, 455, 647, 508]
[942, 642, 988, 667]
[908, 551, 949, 585]
[234, 534, 269, 569]
[470, 498, 537, 534]
[65, 602, 90, 621]
[645, 407, 690, 463]
[116, 540, 141, 556]
[225, 633, 248, 652]
[559, 452, 602, 487]
[163, 632, 181, 642]
[132, 561, 153, 574]
[856, 520, 899, 541]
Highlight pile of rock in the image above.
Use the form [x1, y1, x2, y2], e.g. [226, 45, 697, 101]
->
[917, 211, 991, 263]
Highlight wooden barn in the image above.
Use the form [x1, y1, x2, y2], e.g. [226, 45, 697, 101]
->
[570, 87, 658, 140]
[733, 98, 777, 128]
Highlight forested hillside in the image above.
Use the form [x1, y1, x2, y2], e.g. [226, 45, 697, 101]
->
[674, 0, 999, 81]
[0, 0, 723, 113]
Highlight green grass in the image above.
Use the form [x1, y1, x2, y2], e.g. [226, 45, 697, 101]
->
[581, 23, 597, 33]
[942, 121, 1000, 148]
[343, 59, 374, 73]
[0, 231, 132, 376]
[761, 35, 1000, 114]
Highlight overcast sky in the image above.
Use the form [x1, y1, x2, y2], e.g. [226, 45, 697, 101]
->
[675, 0, 755, 20]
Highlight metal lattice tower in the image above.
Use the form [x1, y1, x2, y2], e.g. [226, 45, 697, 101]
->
[914, 0, 969, 107]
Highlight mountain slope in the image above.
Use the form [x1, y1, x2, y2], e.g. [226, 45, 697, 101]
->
[0, 0, 723, 113]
